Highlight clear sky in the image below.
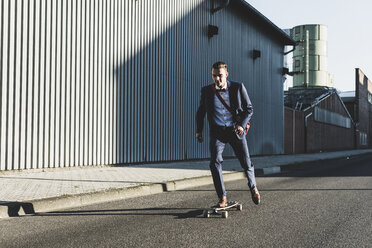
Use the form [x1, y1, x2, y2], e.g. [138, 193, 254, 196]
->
[246, 0, 372, 92]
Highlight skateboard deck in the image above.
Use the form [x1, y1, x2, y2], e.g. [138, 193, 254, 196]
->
[203, 201, 242, 218]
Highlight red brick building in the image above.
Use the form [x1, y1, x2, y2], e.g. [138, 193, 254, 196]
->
[285, 88, 355, 154]
[341, 69, 372, 148]
[284, 107, 304, 154]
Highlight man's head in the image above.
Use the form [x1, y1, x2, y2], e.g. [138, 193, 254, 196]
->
[211, 61, 229, 88]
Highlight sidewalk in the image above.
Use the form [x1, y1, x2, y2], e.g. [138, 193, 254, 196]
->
[1, 149, 371, 218]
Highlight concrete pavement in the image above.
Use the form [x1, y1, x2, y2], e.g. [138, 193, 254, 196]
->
[1, 149, 371, 218]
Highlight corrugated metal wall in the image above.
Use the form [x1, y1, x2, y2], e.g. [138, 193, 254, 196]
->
[0, 0, 286, 170]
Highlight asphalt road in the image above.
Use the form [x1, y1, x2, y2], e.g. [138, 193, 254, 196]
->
[1, 154, 371, 248]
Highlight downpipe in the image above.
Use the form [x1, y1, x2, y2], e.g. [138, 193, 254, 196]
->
[304, 112, 313, 153]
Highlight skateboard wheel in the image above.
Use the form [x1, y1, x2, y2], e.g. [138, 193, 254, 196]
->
[221, 211, 228, 218]
[203, 210, 210, 218]
[237, 204, 242, 211]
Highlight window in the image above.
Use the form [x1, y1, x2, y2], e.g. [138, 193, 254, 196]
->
[295, 60, 300, 68]
[314, 107, 351, 128]
[368, 92, 372, 104]
[360, 132, 367, 146]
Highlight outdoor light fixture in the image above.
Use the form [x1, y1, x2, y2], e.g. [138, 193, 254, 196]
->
[282, 67, 289, 75]
[282, 67, 295, 76]
[253, 49, 261, 59]
[211, 0, 231, 14]
[208, 25, 219, 38]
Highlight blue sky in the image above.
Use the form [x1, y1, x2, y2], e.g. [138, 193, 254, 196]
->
[246, 0, 372, 91]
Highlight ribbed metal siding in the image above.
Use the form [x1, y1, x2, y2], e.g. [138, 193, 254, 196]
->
[314, 107, 351, 128]
[0, 0, 286, 170]
[208, 2, 286, 156]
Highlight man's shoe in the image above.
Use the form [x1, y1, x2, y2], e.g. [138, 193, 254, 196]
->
[218, 196, 228, 208]
[251, 187, 260, 205]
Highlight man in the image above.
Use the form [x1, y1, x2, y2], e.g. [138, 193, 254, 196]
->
[196, 61, 260, 207]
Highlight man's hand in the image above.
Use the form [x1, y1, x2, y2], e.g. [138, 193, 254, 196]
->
[235, 125, 244, 135]
[196, 133, 203, 143]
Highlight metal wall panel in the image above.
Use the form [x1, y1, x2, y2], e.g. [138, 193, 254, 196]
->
[0, 0, 286, 170]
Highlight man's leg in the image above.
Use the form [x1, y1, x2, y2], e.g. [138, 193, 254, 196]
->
[230, 135, 260, 204]
[230, 136, 256, 190]
[209, 135, 227, 200]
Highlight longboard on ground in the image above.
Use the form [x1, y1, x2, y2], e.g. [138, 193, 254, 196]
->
[203, 201, 242, 218]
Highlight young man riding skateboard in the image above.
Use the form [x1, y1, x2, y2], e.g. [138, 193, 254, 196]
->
[196, 61, 260, 207]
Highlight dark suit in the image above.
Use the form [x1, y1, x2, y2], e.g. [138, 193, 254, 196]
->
[196, 80, 256, 199]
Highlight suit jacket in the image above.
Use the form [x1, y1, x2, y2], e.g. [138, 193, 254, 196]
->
[196, 80, 253, 135]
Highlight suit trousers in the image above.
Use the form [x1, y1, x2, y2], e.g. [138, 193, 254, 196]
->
[209, 125, 256, 199]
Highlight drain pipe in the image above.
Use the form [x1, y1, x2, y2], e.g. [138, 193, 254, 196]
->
[292, 109, 296, 154]
[304, 30, 310, 87]
[211, 0, 230, 14]
[304, 112, 313, 153]
[305, 112, 313, 127]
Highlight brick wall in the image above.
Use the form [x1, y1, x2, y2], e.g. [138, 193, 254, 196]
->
[344, 102, 356, 120]
[284, 108, 304, 154]
[355, 69, 372, 148]
[305, 93, 355, 152]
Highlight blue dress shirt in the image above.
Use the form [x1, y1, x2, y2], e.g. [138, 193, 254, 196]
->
[213, 85, 234, 127]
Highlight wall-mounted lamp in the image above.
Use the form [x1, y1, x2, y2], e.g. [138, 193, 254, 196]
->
[282, 67, 289, 75]
[252, 49, 261, 60]
[208, 25, 219, 38]
[282, 67, 296, 76]
[211, 0, 230, 14]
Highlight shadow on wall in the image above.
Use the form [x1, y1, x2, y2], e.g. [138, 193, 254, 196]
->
[113, 1, 231, 164]
[260, 141, 274, 155]
[111, 0, 282, 164]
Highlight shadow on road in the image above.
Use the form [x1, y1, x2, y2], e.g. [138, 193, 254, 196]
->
[0, 201, 35, 217]
[32, 208, 204, 219]
[176, 188, 372, 192]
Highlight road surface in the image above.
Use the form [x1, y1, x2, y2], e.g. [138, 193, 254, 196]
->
[1, 154, 371, 247]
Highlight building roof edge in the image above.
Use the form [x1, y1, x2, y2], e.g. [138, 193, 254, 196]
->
[236, 0, 296, 45]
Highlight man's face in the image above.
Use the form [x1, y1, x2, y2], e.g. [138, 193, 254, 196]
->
[211, 68, 229, 88]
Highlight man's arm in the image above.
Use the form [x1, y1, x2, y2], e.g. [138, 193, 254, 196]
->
[237, 83, 253, 130]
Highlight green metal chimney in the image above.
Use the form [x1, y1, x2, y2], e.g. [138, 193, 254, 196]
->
[290, 24, 333, 88]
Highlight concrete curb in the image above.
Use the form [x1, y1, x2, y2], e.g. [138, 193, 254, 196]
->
[0, 171, 247, 219]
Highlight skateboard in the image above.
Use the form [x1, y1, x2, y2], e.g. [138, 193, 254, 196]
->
[203, 201, 242, 218]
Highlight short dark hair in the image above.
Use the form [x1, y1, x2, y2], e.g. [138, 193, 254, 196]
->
[212, 61, 227, 70]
